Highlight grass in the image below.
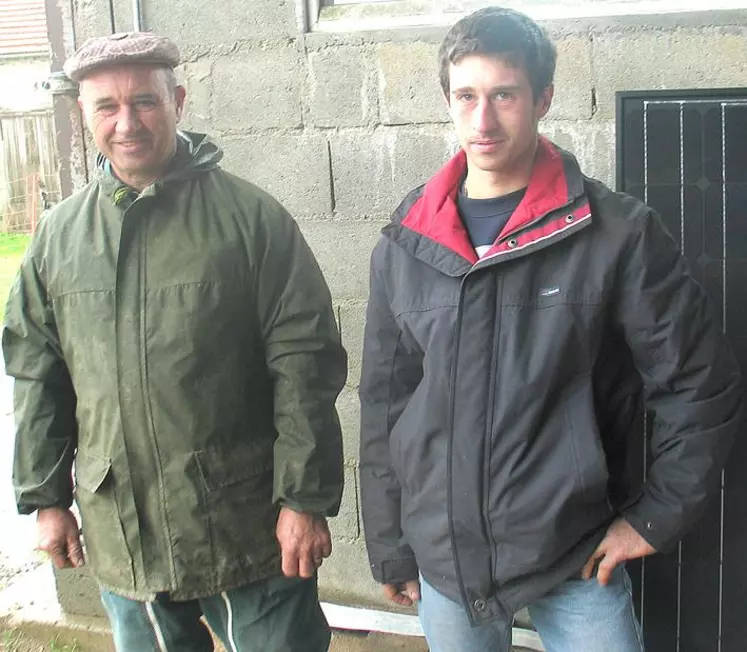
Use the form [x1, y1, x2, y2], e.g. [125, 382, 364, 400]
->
[0, 234, 31, 324]
[49, 635, 81, 652]
[1, 629, 83, 652]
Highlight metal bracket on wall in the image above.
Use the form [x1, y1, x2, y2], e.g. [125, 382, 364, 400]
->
[42, 71, 78, 97]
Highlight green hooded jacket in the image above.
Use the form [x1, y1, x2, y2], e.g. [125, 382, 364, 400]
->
[3, 132, 347, 600]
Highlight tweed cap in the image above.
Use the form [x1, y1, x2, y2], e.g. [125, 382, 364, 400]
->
[63, 32, 180, 82]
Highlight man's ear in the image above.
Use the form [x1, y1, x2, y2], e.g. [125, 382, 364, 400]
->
[536, 83, 554, 119]
[174, 85, 187, 121]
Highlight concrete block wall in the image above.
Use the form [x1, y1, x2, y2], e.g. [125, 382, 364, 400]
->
[65, 2, 747, 611]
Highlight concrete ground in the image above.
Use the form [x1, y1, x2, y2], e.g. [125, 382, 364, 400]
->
[0, 562, 430, 651]
[0, 570, 534, 651]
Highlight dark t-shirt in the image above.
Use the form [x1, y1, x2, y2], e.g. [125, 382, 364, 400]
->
[457, 184, 527, 257]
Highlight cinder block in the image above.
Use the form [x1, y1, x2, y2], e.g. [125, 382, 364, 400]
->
[330, 127, 453, 216]
[330, 130, 394, 216]
[213, 46, 303, 131]
[549, 35, 593, 120]
[178, 59, 213, 134]
[337, 386, 361, 463]
[329, 467, 361, 541]
[390, 127, 455, 202]
[145, 0, 297, 49]
[377, 42, 449, 125]
[72, 1, 110, 45]
[318, 539, 393, 609]
[220, 134, 332, 216]
[592, 27, 747, 119]
[54, 565, 107, 619]
[339, 304, 367, 389]
[296, 219, 384, 299]
[309, 46, 378, 128]
[540, 119, 616, 188]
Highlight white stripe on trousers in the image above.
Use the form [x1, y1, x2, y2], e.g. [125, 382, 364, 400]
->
[145, 602, 169, 652]
[221, 591, 239, 652]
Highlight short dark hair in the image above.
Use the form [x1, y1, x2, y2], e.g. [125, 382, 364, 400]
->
[438, 7, 557, 101]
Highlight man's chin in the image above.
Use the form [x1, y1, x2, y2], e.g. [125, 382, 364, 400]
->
[466, 152, 511, 174]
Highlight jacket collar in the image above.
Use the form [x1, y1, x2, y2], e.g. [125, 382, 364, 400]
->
[389, 137, 590, 268]
[96, 131, 224, 208]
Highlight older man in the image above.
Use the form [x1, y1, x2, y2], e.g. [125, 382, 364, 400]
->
[3, 32, 346, 652]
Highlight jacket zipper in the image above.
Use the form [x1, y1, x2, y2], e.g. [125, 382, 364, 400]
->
[446, 275, 470, 614]
[129, 196, 178, 589]
[481, 275, 502, 580]
[447, 270, 510, 624]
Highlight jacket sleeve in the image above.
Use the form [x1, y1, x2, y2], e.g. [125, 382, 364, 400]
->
[3, 244, 78, 515]
[254, 201, 347, 517]
[359, 240, 423, 585]
[613, 209, 744, 552]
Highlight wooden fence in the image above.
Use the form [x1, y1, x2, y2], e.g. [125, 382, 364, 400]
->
[0, 110, 60, 232]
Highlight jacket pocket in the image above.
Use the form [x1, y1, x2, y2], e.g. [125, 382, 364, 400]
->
[74, 451, 134, 586]
[195, 437, 275, 492]
[75, 452, 111, 493]
[564, 377, 610, 501]
[194, 437, 280, 576]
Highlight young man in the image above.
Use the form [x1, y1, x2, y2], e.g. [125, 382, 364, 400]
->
[359, 7, 743, 651]
[4, 32, 346, 651]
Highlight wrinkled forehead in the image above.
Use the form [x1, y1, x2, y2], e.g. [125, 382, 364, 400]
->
[448, 53, 529, 90]
[79, 63, 171, 101]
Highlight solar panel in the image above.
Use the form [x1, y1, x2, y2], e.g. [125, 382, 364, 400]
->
[617, 88, 747, 652]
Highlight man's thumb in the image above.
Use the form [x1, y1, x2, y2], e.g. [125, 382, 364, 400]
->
[67, 532, 85, 567]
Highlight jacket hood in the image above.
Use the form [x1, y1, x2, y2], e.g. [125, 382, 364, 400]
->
[96, 130, 223, 203]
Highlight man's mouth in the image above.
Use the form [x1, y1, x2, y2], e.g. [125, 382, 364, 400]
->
[469, 138, 505, 152]
[115, 139, 150, 150]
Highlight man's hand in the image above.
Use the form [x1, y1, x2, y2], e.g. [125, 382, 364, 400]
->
[383, 580, 421, 607]
[276, 506, 332, 579]
[582, 517, 656, 586]
[36, 507, 85, 569]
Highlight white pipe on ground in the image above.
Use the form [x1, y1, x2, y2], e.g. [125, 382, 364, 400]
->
[320, 602, 545, 650]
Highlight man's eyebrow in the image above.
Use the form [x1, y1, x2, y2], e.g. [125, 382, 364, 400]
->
[452, 85, 521, 94]
[93, 93, 158, 107]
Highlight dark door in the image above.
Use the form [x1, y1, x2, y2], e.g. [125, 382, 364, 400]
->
[617, 89, 747, 652]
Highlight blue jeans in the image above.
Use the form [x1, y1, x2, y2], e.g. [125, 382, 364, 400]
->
[419, 566, 644, 652]
[100, 575, 330, 652]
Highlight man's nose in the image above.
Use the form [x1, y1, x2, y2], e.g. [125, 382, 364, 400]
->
[115, 105, 141, 135]
[472, 98, 499, 132]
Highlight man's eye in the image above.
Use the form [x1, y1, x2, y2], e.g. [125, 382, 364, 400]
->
[97, 105, 117, 115]
[457, 93, 474, 103]
[135, 100, 156, 110]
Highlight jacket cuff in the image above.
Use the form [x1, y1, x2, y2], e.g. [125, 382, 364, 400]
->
[17, 497, 73, 516]
[277, 499, 339, 519]
[370, 557, 419, 585]
[622, 499, 677, 553]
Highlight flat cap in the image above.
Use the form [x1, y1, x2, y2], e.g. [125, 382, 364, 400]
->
[63, 32, 180, 82]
